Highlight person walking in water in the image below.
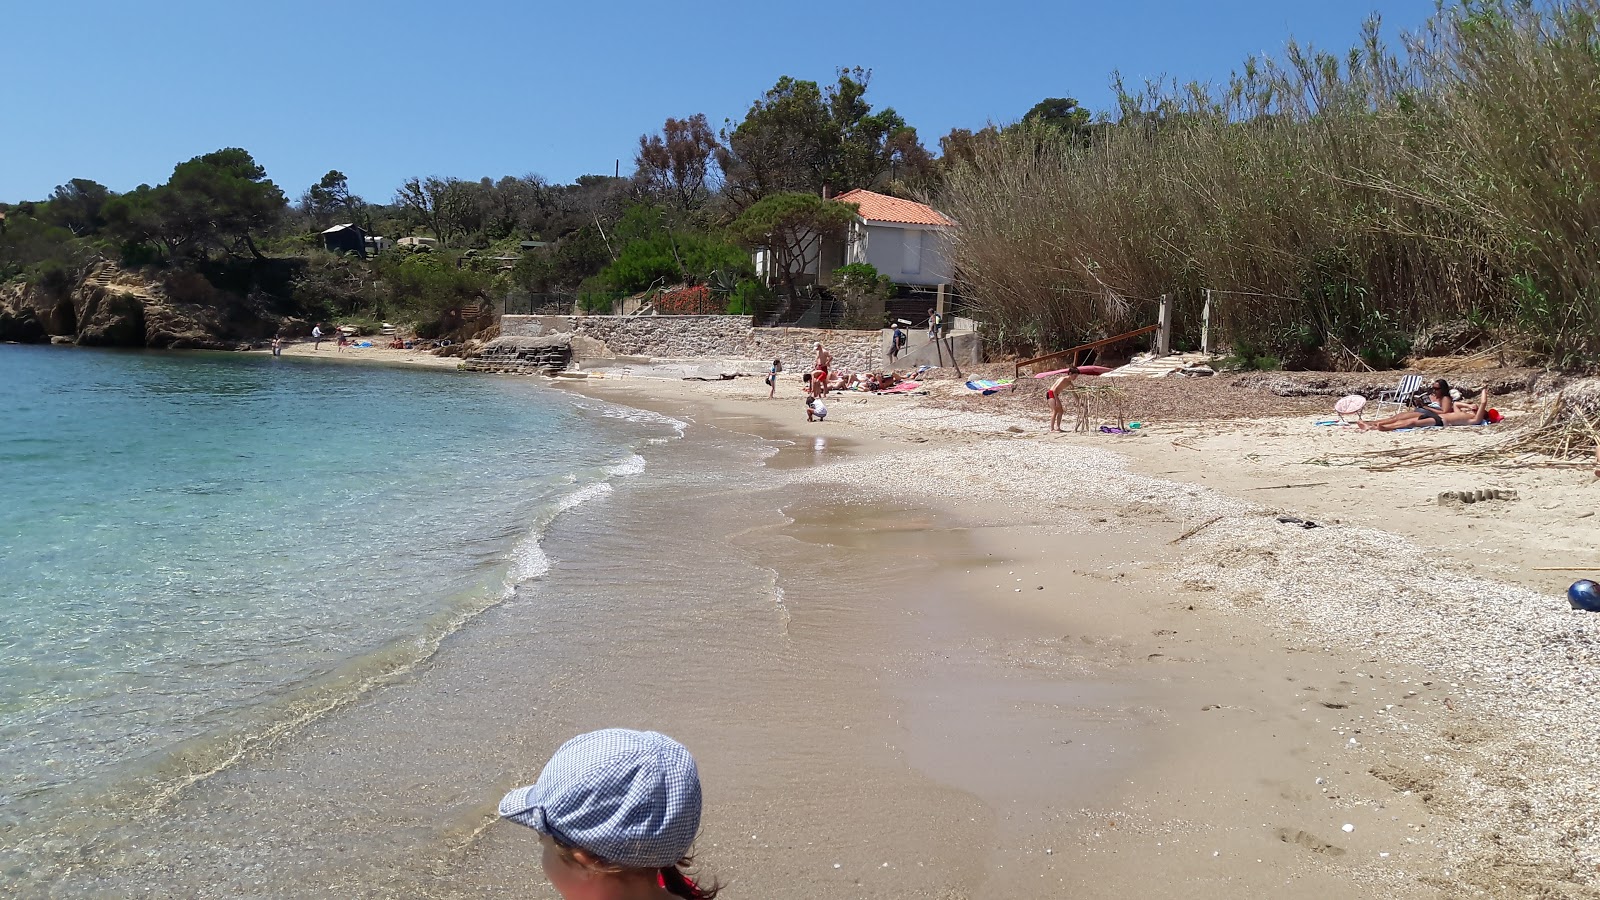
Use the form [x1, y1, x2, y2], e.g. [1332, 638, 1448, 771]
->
[271, 336, 282, 357]
[499, 728, 718, 899]
[1047, 367, 1080, 433]
[311, 323, 324, 350]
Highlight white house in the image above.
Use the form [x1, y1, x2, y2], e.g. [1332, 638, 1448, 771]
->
[752, 189, 955, 288]
[832, 189, 955, 287]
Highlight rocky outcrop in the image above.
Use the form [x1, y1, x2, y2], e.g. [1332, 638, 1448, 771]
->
[462, 336, 573, 374]
[0, 263, 282, 349]
[76, 287, 147, 346]
[0, 283, 51, 343]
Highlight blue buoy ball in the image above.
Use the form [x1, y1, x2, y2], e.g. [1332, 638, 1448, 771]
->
[1568, 579, 1600, 612]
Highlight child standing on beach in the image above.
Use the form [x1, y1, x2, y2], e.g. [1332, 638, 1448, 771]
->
[1047, 367, 1079, 432]
[499, 729, 717, 899]
[766, 358, 781, 399]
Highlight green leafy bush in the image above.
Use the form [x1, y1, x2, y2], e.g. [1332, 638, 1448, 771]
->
[727, 280, 772, 317]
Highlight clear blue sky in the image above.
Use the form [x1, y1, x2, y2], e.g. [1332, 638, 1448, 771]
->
[4, 0, 1440, 204]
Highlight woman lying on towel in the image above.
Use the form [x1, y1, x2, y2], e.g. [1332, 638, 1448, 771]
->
[1359, 384, 1495, 431]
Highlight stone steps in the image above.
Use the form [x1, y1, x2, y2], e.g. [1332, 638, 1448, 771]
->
[460, 335, 572, 375]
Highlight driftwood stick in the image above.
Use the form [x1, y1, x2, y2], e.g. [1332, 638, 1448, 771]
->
[1248, 481, 1331, 490]
[1532, 566, 1600, 572]
[1171, 515, 1225, 544]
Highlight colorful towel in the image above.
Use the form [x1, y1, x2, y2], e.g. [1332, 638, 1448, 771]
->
[965, 378, 1015, 395]
[876, 381, 922, 394]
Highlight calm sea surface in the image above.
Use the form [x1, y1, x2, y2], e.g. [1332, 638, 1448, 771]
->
[0, 346, 673, 840]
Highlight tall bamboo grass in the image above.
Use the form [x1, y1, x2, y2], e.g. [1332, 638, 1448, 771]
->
[941, 1, 1600, 368]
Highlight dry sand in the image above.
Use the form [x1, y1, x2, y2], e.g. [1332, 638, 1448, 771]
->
[251, 338, 465, 369]
[557, 364, 1600, 898]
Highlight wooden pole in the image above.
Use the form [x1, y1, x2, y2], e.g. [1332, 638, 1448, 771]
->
[1201, 289, 1212, 355]
[1157, 293, 1173, 356]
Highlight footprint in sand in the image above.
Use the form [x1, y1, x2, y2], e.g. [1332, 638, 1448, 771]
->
[1275, 827, 1347, 857]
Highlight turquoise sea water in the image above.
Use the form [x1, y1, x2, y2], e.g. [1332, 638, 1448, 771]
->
[0, 345, 672, 835]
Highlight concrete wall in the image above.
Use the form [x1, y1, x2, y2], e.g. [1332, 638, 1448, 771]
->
[501, 315, 882, 371]
[879, 327, 983, 370]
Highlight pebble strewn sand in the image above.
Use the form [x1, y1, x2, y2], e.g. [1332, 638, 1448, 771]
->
[788, 411, 1599, 888]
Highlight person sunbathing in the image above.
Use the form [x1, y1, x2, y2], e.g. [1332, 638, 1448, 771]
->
[1358, 381, 1455, 431]
[1363, 387, 1490, 431]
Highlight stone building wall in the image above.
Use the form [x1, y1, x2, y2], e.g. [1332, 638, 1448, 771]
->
[500, 315, 882, 371]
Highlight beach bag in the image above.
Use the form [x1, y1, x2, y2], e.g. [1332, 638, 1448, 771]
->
[764, 374, 774, 386]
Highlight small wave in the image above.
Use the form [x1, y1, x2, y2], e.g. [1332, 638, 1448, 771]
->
[570, 398, 689, 438]
[608, 454, 646, 477]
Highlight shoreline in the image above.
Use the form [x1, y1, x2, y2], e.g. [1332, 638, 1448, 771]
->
[19, 345, 1592, 896]
[563, 368, 1599, 896]
[246, 338, 465, 369]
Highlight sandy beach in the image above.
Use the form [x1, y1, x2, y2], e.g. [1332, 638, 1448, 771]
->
[31, 346, 1595, 898]
[250, 338, 466, 369]
[547, 366, 1600, 898]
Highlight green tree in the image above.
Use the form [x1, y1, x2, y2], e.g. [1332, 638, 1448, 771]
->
[727, 192, 857, 302]
[104, 149, 286, 261]
[302, 170, 364, 228]
[718, 69, 932, 208]
[44, 179, 112, 236]
[717, 77, 834, 208]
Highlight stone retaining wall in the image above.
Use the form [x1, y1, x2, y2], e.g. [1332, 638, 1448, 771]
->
[501, 315, 881, 371]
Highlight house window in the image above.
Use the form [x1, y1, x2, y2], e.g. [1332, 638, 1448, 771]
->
[902, 228, 922, 275]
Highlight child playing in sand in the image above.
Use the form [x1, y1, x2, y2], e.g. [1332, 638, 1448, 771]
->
[807, 396, 827, 422]
[499, 729, 716, 899]
[1047, 367, 1080, 432]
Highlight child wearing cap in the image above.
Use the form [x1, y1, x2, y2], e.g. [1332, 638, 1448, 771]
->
[499, 729, 718, 899]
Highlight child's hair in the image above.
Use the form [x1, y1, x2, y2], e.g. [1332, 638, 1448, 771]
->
[550, 839, 719, 898]
[805, 397, 815, 406]
[1068, 366, 1080, 375]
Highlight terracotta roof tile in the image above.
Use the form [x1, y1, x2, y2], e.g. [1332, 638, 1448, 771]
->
[832, 189, 953, 227]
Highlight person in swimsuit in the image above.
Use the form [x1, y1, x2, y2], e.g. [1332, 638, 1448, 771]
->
[1047, 367, 1079, 432]
[812, 342, 832, 396]
[1363, 383, 1491, 431]
[765, 358, 781, 399]
[499, 729, 717, 899]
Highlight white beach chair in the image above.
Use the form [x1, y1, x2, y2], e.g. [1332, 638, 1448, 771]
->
[1375, 374, 1425, 414]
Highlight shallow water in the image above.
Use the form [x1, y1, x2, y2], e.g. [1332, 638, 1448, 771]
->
[0, 346, 670, 851]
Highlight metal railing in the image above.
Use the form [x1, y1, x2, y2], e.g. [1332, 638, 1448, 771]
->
[1014, 324, 1160, 379]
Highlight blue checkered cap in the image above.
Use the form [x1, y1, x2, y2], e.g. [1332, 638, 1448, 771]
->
[499, 729, 702, 869]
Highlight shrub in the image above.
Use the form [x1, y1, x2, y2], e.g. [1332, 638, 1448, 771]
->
[727, 280, 772, 317]
[655, 285, 720, 314]
[831, 263, 893, 329]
